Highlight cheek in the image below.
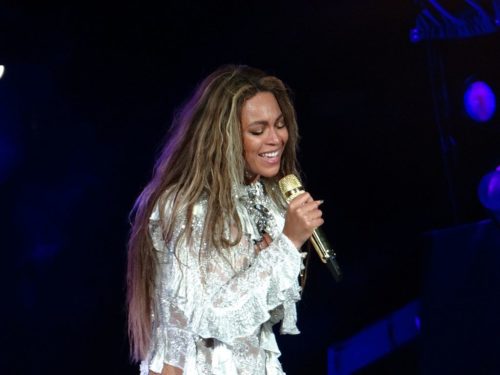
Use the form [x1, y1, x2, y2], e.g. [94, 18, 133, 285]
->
[281, 128, 289, 145]
[242, 136, 257, 162]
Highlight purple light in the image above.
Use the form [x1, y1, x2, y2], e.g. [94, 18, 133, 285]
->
[478, 168, 500, 211]
[327, 300, 421, 375]
[409, 28, 422, 43]
[464, 81, 496, 122]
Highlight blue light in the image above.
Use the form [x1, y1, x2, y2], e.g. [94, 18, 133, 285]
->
[478, 168, 500, 211]
[464, 81, 496, 123]
[327, 300, 421, 375]
[409, 28, 422, 43]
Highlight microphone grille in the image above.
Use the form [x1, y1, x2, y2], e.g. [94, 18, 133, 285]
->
[279, 174, 304, 202]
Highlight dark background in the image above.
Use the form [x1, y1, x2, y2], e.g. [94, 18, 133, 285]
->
[1, 1, 499, 374]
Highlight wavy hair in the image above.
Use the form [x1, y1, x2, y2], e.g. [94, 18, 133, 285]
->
[127, 65, 301, 361]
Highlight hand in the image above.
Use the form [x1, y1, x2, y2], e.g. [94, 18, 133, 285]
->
[149, 364, 183, 375]
[255, 233, 272, 253]
[282, 192, 324, 249]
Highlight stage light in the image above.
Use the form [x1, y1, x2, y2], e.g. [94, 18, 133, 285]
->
[411, 0, 499, 42]
[478, 167, 500, 213]
[409, 27, 422, 43]
[328, 300, 421, 375]
[0, 65, 4, 79]
[464, 81, 496, 123]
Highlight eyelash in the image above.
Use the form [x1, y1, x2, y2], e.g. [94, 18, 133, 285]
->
[250, 122, 286, 135]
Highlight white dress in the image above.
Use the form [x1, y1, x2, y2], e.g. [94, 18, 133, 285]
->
[140, 181, 304, 375]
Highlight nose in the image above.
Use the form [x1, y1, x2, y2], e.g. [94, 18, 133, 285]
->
[266, 127, 280, 144]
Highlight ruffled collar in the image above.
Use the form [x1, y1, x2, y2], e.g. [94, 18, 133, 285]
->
[234, 179, 266, 202]
[236, 180, 280, 240]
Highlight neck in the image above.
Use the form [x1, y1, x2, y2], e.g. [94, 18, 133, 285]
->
[244, 174, 260, 185]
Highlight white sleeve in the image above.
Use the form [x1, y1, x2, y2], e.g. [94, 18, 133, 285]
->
[145, 201, 302, 372]
[192, 231, 302, 342]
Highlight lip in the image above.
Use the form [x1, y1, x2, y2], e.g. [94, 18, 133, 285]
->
[259, 149, 281, 156]
[258, 149, 282, 165]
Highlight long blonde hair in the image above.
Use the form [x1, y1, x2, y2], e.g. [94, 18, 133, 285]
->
[127, 65, 301, 361]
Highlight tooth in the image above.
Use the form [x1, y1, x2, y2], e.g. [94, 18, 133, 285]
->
[261, 151, 279, 157]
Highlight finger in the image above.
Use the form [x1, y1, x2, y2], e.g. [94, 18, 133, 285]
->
[304, 195, 314, 204]
[301, 200, 323, 214]
[255, 238, 268, 253]
[305, 213, 323, 227]
[262, 233, 272, 246]
[313, 216, 325, 225]
[305, 199, 323, 207]
[289, 192, 312, 207]
[309, 217, 324, 228]
[307, 208, 323, 220]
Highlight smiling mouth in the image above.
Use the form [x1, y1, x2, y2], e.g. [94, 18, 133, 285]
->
[259, 150, 280, 158]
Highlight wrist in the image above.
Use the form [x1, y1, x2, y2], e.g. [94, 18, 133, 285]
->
[282, 231, 303, 250]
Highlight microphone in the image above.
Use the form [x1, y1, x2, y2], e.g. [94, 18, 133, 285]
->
[279, 174, 343, 282]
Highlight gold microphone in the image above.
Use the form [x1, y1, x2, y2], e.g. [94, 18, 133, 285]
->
[279, 174, 343, 281]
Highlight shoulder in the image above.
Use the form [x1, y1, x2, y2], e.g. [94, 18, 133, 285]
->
[150, 186, 209, 224]
[149, 186, 177, 221]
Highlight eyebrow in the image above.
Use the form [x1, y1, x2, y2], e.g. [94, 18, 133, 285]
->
[248, 114, 284, 127]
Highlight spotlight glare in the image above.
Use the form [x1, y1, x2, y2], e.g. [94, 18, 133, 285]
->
[464, 81, 496, 123]
[478, 168, 500, 211]
[0, 65, 4, 79]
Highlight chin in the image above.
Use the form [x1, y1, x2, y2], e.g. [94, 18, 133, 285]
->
[260, 168, 281, 179]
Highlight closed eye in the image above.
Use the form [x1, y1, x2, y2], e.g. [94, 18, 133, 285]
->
[275, 114, 286, 128]
[250, 129, 264, 135]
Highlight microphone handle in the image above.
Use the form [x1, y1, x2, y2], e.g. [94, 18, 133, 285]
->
[310, 227, 343, 281]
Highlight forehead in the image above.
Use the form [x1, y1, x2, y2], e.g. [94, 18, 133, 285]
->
[241, 92, 281, 122]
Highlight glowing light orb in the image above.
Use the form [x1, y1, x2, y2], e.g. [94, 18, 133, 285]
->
[464, 81, 496, 122]
[478, 168, 500, 211]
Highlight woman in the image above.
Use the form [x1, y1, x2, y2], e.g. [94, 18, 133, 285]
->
[127, 65, 323, 375]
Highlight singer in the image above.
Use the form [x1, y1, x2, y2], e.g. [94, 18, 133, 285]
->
[127, 65, 324, 375]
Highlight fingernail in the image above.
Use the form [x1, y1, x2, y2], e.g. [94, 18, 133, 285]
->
[318, 200, 324, 204]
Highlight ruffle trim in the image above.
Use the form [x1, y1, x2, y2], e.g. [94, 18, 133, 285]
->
[192, 233, 302, 345]
[146, 326, 195, 373]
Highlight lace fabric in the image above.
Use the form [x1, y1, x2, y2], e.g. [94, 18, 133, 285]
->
[141, 181, 303, 375]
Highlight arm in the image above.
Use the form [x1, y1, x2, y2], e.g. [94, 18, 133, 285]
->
[192, 191, 324, 341]
[149, 365, 182, 375]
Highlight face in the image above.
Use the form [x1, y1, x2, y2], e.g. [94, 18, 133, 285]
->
[241, 91, 289, 183]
